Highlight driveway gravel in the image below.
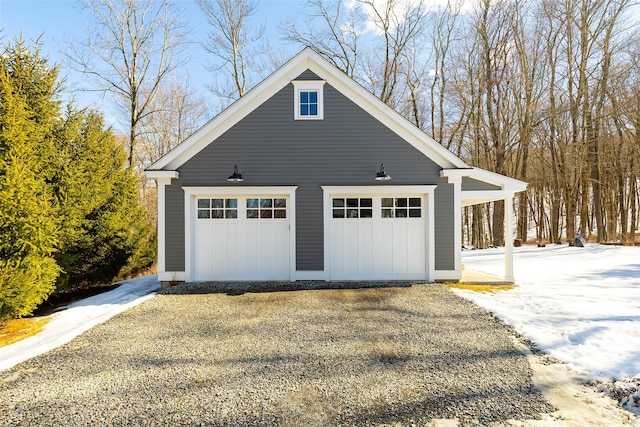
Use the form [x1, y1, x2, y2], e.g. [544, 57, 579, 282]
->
[0, 283, 553, 426]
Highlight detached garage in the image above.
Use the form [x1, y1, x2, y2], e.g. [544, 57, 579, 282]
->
[146, 48, 526, 285]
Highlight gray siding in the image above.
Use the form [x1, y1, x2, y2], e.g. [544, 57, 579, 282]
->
[165, 71, 453, 271]
[462, 177, 500, 191]
[434, 180, 455, 270]
[295, 70, 321, 80]
[165, 184, 185, 271]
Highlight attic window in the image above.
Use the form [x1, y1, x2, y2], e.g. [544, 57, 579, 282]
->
[293, 80, 325, 120]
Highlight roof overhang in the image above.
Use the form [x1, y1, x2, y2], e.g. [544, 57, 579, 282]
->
[461, 191, 516, 207]
[441, 167, 527, 207]
[145, 170, 179, 180]
[441, 167, 527, 192]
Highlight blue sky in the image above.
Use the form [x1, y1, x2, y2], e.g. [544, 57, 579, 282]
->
[0, 0, 306, 127]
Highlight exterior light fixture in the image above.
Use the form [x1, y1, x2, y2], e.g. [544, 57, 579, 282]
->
[227, 165, 244, 182]
[375, 163, 391, 181]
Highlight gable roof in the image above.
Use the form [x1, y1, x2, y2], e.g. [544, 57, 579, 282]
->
[147, 47, 471, 172]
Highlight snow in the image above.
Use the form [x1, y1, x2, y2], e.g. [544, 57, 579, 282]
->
[457, 244, 640, 382]
[0, 275, 160, 372]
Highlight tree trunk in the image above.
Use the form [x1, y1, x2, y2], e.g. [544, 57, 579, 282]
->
[517, 192, 528, 242]
[472, 204, 485, 248]
[566, 191, 578, 246]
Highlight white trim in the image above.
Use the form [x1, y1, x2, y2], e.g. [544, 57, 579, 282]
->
[451, 178, 462, 274]
[434, 270, 462, 281]
[468, 168, 528, 191]
[292, 271, 326, 281]
[440, 169, 472, 181]
[153, 176, 176, 277]
[158, 271, 187, 282]
[148, 48, 469, 171]
[504, 193, 515, 282]
[321, 185, 436, 282]
[145, 170, 179, 180]
[441, 167, 527, 192]
[183, 186, 298, 195]
[183, 186, 298, 282]
[321, 185, 436, 194]
[322, 188, 331, 281]
[292, 80, 325, 120]
[426, 188, 435, 282]
[461, 190, 514, 207]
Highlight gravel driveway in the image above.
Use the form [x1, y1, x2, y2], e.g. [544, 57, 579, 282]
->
[0, 283, 553, 426]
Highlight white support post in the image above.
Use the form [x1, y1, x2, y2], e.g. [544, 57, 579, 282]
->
[145, 170, 178, 282]
[504, 193, 515, 282]
[451, 178, 462, 273]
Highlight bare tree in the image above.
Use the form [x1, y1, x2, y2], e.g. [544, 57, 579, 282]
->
[358, 0, 429, 106]
[196, 0, 269, 109]
[427, 0, 462, 145]
[65, 0, 190, 169]
[282, 0, 361, 78]
[475, 0, 521, 246]
[137, 80, 209, 167]
[510, 0, 546, 242]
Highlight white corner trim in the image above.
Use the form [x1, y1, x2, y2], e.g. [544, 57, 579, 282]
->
[322, 188, 332, 281]
[426, 188, 435, 283]
[292, 80, 325, 120]
[504, 193, 515, 282]
[440, 168, 472, 184]
[451, 177, 462, 274]
[154, 177, 176, 276]
[145, 170, 179, 180]
[440, 168, 474, 177]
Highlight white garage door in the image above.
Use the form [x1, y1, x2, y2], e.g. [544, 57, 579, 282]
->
[329, 195, 426, 280]
[193, 195, 290, 281]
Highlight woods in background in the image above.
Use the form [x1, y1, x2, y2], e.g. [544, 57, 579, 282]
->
[282, 0, 640, 247]
[190, 0, 640, 247]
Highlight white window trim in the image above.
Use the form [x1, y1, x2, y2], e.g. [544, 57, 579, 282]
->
[183, 186, 298, 282]
[292, 80, 326, 120]
[321, 185, 436, 282]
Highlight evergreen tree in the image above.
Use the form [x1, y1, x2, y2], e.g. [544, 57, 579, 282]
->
[52, 109, 154, 288]
[0, 40, 61, 320]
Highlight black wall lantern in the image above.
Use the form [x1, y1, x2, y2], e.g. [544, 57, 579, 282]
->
[375, 163, 391, 181]
[227, 165, 244, 182]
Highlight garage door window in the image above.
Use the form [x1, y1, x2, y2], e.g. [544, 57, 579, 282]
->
[381, 197, 421, 218]
[332, 198, 373, 218]
[247, 198, 287, 219]
[197, 198, 238, 219]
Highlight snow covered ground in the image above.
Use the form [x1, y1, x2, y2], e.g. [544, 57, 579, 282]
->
[0, 275, 160, 372]
[458, 243, 640, 413]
